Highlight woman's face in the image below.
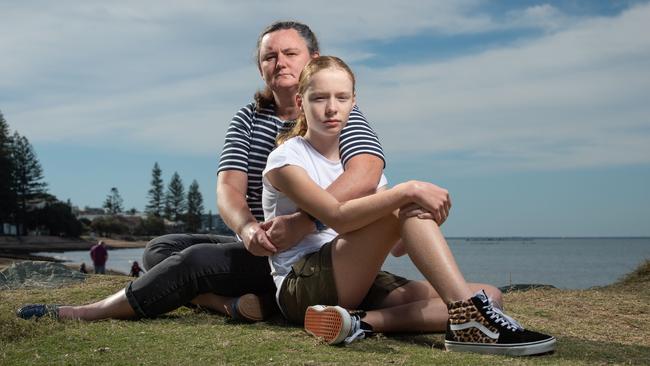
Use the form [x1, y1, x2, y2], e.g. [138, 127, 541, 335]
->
[259, 29, 316, 93]
[298, 67, 355, 138]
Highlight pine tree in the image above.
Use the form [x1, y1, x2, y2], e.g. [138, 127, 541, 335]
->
[103, 187, 124, 215]
[164, 172, 185, 221]
[186, 179, 204, 232]
[0, 111, 15, 228]
[145, 162, 164, 217]
[11, 131, 48, 235]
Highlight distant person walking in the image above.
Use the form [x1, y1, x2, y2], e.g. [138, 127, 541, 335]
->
[89, 241, 108, 274]
[129, 261, 144, 278]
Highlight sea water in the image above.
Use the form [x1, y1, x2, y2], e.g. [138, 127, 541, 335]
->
[35, 237, 649, 289]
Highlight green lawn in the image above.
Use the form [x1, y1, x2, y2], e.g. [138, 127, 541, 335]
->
[1, 261, 648, 365]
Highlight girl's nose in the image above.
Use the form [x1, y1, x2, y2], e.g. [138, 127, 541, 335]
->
[325, 101, 337, 115]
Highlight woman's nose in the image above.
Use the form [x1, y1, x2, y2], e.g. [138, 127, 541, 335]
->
[275, 53, 287, 69]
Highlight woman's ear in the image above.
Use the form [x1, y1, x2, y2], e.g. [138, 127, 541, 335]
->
[296, 93, 303, 109]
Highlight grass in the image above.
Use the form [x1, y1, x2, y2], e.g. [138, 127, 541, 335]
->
[1, 260, 649, 365]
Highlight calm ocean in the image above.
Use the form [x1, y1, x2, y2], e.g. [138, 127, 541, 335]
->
[36, 237, 649, 289]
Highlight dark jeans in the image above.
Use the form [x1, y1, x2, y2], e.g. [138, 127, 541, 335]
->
[124, 234, 275, 318]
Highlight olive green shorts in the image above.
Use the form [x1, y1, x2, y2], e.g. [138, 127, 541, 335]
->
[278, 240, 410, 324]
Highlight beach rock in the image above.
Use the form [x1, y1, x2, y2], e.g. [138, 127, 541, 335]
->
[0, 261, 86, 290]
[499, 284, 557, 293]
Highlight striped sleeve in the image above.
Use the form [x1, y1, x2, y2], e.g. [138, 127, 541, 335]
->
[339, 105, 386, 169]
[218, 104, 255, 174]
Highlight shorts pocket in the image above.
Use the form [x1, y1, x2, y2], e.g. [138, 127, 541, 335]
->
[291, 252, 318, 277]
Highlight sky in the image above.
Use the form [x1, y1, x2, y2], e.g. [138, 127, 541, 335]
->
[1, 0, 649, 237]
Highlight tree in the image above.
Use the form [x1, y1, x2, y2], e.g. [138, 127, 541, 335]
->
[135, 215, 165, 236]
[91, 216, 129, 237]
[0, 111, 15, 229]
[186, 179, 204, 232]
[164, 172, 185, 221]
[31, 200, 83, 237]
[145, 162, 164, 217]
[11, 131, 47, 235]
[214, 214, 234, 236]
[103, 187, 124, 215]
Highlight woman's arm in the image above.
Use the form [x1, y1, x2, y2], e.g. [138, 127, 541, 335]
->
[265, 165, 449, 234]
[264, 154, 383, 247]
[217, 170, 277, 256]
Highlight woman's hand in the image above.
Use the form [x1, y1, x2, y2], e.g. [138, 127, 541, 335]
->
[241, 222, 277, 256]
[263, 212, 315, 252]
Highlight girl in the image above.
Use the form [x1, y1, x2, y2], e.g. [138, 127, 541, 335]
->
[262, 56, 555, 356]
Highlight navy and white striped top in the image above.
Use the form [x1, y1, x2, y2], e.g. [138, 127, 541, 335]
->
[217, 102, 385, 221]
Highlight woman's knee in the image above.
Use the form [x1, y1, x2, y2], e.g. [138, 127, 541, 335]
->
[179, 245, 227, 272]
[142, 234, 203, 270]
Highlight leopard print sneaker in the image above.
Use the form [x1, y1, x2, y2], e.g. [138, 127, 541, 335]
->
[445, 290, 556, 356]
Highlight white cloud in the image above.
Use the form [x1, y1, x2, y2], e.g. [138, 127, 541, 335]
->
[1, 0, 649, 173]
[357, 3, 650, 170]
[505, 4, 572, 32]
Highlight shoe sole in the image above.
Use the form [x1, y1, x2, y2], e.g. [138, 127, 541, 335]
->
[445, 337, 556, 356]
[304, 306, 351, 345]
[236, 294, 265, 322]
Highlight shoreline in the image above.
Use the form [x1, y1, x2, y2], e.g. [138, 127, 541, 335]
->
[0, 235, 148, 271]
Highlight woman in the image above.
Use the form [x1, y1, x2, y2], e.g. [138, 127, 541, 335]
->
[262, 56, 556, 356]
[16, 21, 393, 322]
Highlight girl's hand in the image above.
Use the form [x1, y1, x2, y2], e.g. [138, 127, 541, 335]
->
[402, 181, 452, 225]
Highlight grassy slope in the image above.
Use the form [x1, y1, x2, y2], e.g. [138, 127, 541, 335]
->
[1, 261, 648, 365]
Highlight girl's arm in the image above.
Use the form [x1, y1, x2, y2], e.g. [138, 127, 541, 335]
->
[265, 165, 449, 234]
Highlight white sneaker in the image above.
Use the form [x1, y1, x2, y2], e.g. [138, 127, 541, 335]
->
[304, 305, 367, 345]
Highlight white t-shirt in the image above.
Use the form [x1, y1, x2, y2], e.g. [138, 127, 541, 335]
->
[262, 136, 387, 303]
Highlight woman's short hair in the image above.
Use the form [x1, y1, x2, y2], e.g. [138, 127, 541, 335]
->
[254, 21, 320, 112]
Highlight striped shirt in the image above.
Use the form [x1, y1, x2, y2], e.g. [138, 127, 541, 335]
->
[217, 102, 385, 221]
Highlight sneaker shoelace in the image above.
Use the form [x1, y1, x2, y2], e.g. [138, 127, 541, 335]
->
[343, 315, 367, 344]
[483, 304, 523, 331]
[475, 290, 523, 331]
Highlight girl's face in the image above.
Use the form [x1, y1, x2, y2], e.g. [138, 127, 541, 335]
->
[258, 29, 316, 93]
[298, 67, 355, 138]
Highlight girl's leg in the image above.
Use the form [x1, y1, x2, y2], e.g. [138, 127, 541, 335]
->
[399, 216, 473, 302]
[330, 214, 402, 309]
[331, 213, 474, 309]
[362, 281, 502, 333]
